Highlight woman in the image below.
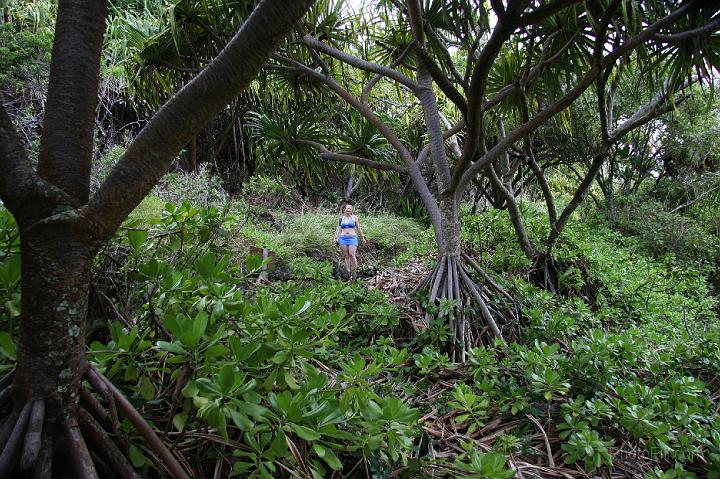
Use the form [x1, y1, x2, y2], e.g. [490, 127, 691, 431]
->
[334, 204, 366, 279]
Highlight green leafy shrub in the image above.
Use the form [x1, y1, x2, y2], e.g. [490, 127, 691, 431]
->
[3, 192, 720, 477]
[242, 174, 292, 208]
[612, 197, 719, 275]
[156, 164, 228, 208]
[453, 447, 515, 479]
[561, 429, 614, 471]
[126, 195, 166, 227]
[92, 144, 125, 189]
[0, 207, 20, 357]
[0, 24, 52, 88]
[289, 257, 333, 282]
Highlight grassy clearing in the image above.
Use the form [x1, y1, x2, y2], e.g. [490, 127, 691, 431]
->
[239, 209, 424, 268]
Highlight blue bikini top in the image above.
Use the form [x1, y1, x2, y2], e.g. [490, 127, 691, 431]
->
[339, 216, 356, 229]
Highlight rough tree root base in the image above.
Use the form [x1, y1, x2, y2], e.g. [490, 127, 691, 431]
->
[413, 252, 518, 361]
[0, 366, 191, 479]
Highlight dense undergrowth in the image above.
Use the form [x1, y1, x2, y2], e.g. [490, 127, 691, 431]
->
[0, 193, 718, 478]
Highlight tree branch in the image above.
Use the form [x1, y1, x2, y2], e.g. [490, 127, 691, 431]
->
[654, 15, 720, 43]
[547, 84, 690, 248]
[417, 118, 465, 166]
[609, 81, 692, 142]
[301, 34, 420, 92]
[424, 23, 465, 86]
[670, 184, 720, 213]
[454, 0, 703, 196]
[407, 0, 452, 189]
[519, 0, 584, 27]
[292, 139, 408, 174]
[0, 104, 37, 214]
[84, 0, 315, 240]
[454, 10, 519, 183]
[361, 43, 413, 105]
[37, 0, 108, 205]
[518, 87, 557, 228]
[414, 44, 468, 115]
[548, 150, 607, 248]
[275, 54, 416, 166]
[487, 163, 535, 259]
[0, 103, 72, 223]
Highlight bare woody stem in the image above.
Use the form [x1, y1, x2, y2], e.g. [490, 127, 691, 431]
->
[88, 367, 191, 479]
[301, 34, 420, 93]
[407, 0, 452, 190]
[547, 83, 689, 249]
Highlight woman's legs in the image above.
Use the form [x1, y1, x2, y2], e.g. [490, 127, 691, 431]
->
[348, 245, 358, 274]
[341, 245, 351, 272]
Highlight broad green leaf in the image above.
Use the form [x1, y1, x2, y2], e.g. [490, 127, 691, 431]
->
[229, 409, 253, 430]
[155, 341, 186, 355]
[0, 254, 20, 288]
[284, 370, 299, 390]
[219, 364, 235, 395]
[313, 444, 342, 471]
[236, 401, 268, 418]
[0, 332, 16, 360]
[128, 444, 147, 467]
[127, 229, 148, 250]
[172, 412, 188, 432]
[138, 375, 156, 401]
[288, 424, 321, 441]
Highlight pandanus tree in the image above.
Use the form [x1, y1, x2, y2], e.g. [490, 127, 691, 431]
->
[0, 0, 314, 477]
[271, 0, 720, 358]
[491, 73, 716, 291]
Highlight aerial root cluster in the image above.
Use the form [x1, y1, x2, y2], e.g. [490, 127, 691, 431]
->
[0, 366, 191, 479]
[413, 252, 518, 361]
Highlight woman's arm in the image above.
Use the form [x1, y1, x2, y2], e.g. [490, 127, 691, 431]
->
[334, 220, 341, 242]
[354, 215, 366, 243]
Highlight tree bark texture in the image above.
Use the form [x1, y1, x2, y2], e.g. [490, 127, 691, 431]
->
[37, 0, 108, 205]
[14, 222, 92, 413]
[439, 195, 461, 257]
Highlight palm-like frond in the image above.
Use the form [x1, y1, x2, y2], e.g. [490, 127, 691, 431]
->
[304, 0, 355, 48]
[335, 111, 401, 183]
[7, 0, 56, 32]
[106, 0, 257, 109]
[246, 109, 337, 183]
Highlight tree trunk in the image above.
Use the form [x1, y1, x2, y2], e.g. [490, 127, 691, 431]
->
[608, 155, 617, 228]
[413, 193, 511, 360]
[439, 195, 460, 257]
[2, 220, 103, 478]
[189, 136, 197, 172]
[15, 223, 92, 411]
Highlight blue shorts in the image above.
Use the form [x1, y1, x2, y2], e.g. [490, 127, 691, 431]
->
[338, 235, 358, 246]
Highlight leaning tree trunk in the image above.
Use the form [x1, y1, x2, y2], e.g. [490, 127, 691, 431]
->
[414, 196, 514, 361]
